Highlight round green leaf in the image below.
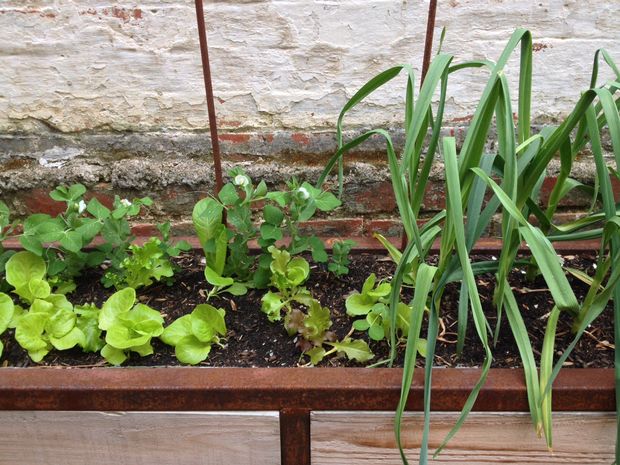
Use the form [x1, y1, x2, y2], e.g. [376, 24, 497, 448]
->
[19, 236, 43, 255]
[0, 293, 15, 334]
[352, 319, 370, 331]
[5, 252, 46, 290]
[160, 315, 193, 346]
[46, 308, 76, 339]
[263, 204, 284, 226]
[15, 313, 48, 352]
[225, 282, 248, 296]
[122, 304, 164, 337]
[191, 304, 226, 342]
[101, 343, 127, 366]
[50, 326, 84, 350]
[204, 267, 234, 287]
[46, 294, 73, 312]
[106, 325, 150, 349]
[86, 198, 111, 220]
[99, 288, 135, 330]
[368, 324, 385, 341]
[175, 335, 212, 365]
[260, 223, 282, 241]
[345, 294, 373, 316]
[132, 341, 154, 357]
[28, 278, 51, 301]
[60, 230, 83, 253]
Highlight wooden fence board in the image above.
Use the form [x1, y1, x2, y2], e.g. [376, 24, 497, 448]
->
[0, 411, 281, 465]
[312, 411, 615, 464]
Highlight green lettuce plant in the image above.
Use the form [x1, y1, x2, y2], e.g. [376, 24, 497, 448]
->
[261, 246, 313, 322]
[0, 292, 14, 357]
[98, 287, 164, 365]
[5, 251, 103, 362]
[346, 274, 427, 357]
[102, 223, 191, 290]
[160, 303, 227, 365]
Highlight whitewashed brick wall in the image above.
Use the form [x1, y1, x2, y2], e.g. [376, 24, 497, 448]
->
[1, 0, 619, 134]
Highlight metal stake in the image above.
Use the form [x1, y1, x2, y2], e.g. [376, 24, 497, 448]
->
[194, 0, 224, 195]
[401, 0, 438, 252]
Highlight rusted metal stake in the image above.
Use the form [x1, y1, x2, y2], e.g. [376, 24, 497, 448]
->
[421, 0, 438, 85]
[194, 0, 224, 195]
[400, 0, 438, 252]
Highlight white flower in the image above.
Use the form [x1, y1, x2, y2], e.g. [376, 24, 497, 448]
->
[233, 174, 250, 187]
[120, 198, 132, 207]
[77, 200, 87, 214]
[297, 186, 310, 200]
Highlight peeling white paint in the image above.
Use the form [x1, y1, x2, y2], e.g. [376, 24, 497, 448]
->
[38, 146, 83, 168]
[0, 0, 619, 133]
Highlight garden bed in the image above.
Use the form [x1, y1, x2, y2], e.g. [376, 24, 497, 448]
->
[0, 246, 614, 369]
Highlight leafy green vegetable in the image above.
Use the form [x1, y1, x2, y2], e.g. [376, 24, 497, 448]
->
[13, 294, 90, 362]
[0, 292, 15, 357]
[98, 288, 164, 365]
[193, 197, 228, 276]
[261, 246, 372, 364]
[160, 304, 227, 365]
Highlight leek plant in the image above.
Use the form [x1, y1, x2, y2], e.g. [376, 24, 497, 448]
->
[317, 29, 620, 464]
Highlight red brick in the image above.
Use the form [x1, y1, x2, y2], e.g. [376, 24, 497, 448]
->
[420, 180, 446, 211]
[538, 177, 592, 207]
[298, 218, 363, 237]
[291, 133, 310, 145]
[219, 133, 250, 143]
[22, 189, 65, 217]
[363, 219, 403, 237]
[349, 181, 396, 214]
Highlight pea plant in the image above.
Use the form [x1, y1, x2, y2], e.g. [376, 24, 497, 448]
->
[318, 29, 620, 464]
[5, 184, 153, 292]
[192, 167, 344, 289]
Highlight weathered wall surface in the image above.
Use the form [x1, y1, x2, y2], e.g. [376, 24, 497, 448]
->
[1, 0, 619, 234]
[2, 0, 619, 133]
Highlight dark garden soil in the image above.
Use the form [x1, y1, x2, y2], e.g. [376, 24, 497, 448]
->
[0, 252, 614, 369]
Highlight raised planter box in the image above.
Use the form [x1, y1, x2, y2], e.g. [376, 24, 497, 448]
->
[0, 239, 615, 464]
[0, 368, 614, 464]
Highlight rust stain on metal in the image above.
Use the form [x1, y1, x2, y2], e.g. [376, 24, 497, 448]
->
[0, 368, 613, 412]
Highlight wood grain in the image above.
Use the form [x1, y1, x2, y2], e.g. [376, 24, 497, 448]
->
[311, 412, 615, 464]
[0, 411, 281, 465]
